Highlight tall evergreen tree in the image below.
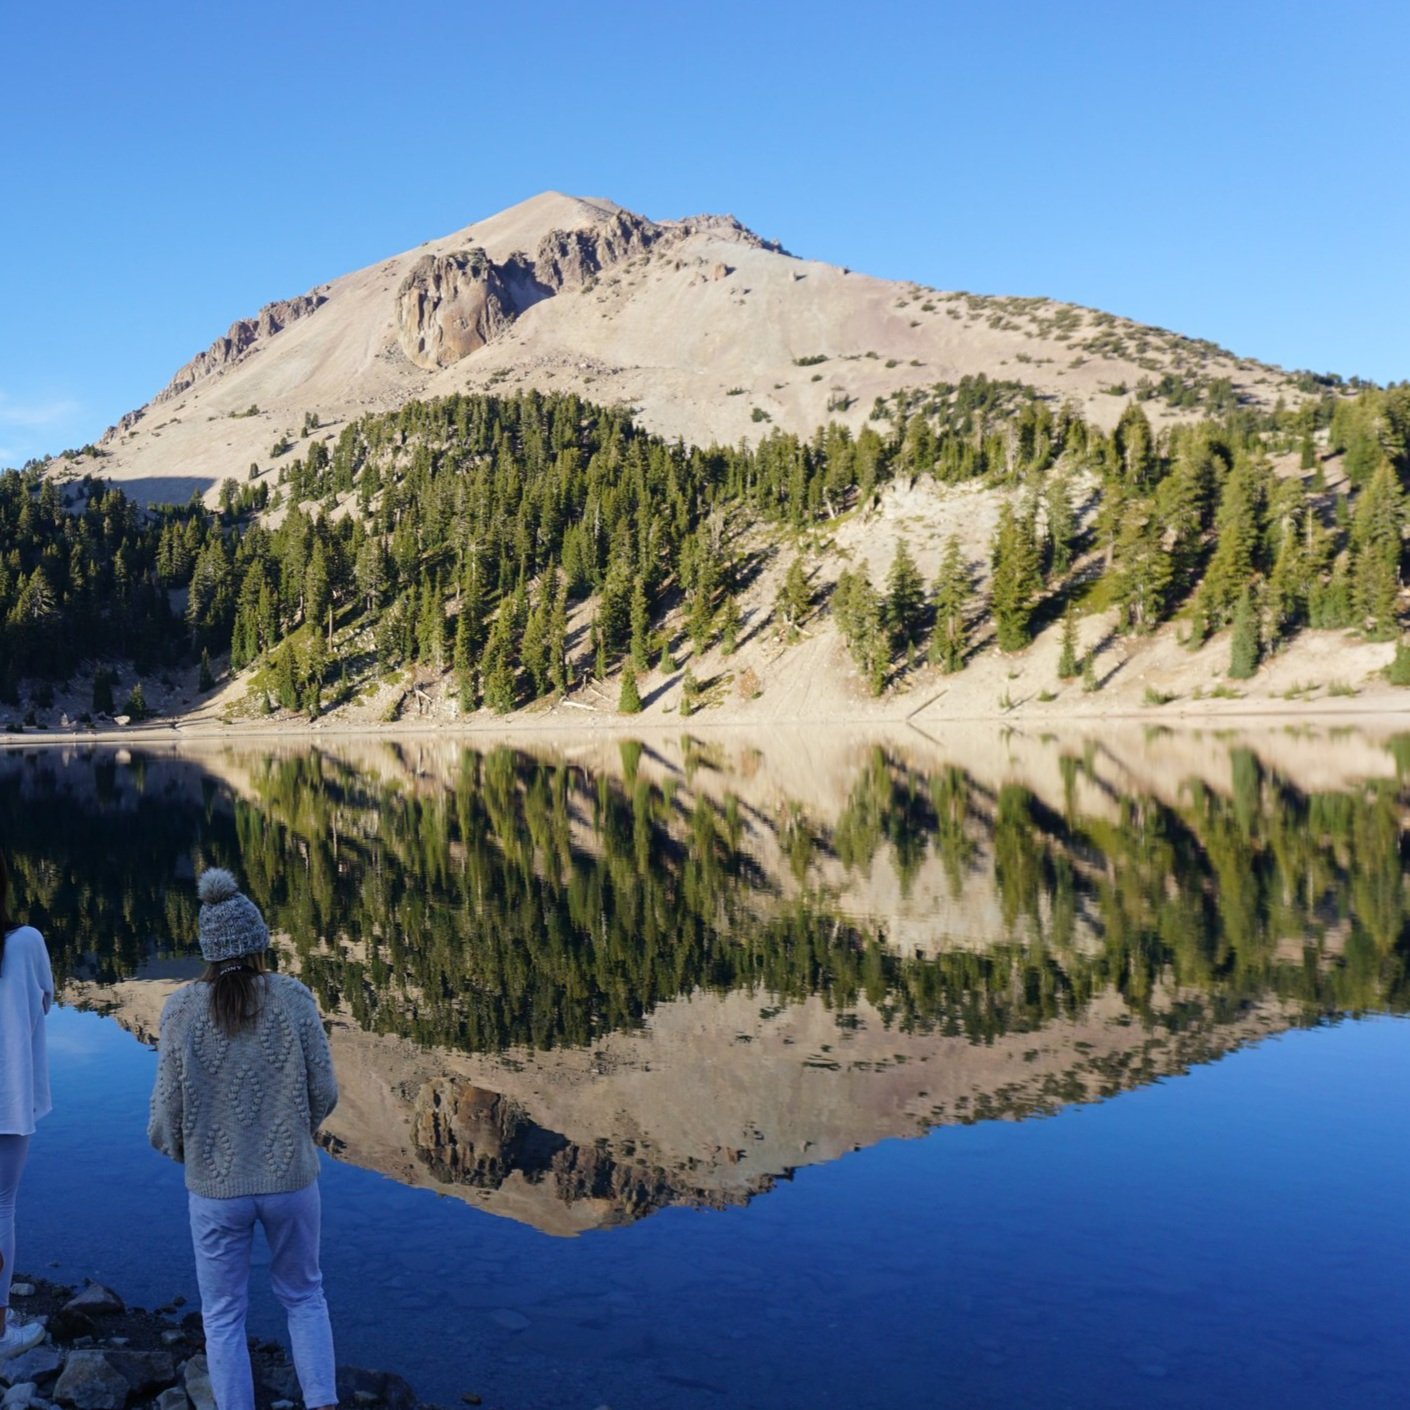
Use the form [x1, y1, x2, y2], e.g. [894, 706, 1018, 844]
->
[928, 537, 969, 673]
[1057, 604, 1079, 679]
[1351, 461, 1404, 639]
[1228, 586, 1261, 679]
[990, 503, 1041, 651]
[883, 539, 927, 653]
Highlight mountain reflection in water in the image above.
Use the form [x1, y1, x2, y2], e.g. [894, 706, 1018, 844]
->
[3, 727, 1408, 1236]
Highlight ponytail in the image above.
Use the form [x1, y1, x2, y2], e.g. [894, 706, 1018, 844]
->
[202, 951, 269, 1036]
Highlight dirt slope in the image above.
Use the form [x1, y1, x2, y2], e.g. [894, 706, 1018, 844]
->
[57, 192, 1303, 507]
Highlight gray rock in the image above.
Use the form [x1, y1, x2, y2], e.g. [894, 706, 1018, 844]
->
[159, 1333, 184, 1349]
[105, 1352, 175, 1397]
[3, 1383, 37, 1407]
[0, 1347, 63, 1390]
[254, 1364, 297, 1402]
[51, 1353, 128, 1410]
[61, 1288, 122, 1318]
[181, 1357, 216, 1410]
[7, 1286, 35, 1299]
[154, 1388, 189, 1410]
[335, 1367, 417, 1410]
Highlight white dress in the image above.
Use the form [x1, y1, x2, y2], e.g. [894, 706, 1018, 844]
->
[0, 926, 54, 1136]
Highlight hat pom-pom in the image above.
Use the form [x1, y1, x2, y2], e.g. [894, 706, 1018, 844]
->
[197, 868, 240, 904]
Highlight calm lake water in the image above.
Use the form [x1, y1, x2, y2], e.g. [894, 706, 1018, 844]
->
[2, 727, 1408, 1409]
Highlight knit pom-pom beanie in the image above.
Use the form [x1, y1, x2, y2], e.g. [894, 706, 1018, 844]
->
[196, 867, 269, 962]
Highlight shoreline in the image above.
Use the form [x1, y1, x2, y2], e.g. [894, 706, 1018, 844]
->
[3, 696, 1410, 752]
[1, 1275, 450, 1410]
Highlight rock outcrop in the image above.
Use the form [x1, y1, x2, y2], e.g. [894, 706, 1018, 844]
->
[152, 294, 327, 405]
[531, 209, 662, 289]
[411, 1075, 774, 1226]
[394, 249, 521, 370]
[394, 212, 666, 370]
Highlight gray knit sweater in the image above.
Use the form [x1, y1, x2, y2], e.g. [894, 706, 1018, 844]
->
[148, 973, 338, 1198]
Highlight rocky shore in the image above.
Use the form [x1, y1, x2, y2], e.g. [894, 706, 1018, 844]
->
[0, 1277, 445, 1410]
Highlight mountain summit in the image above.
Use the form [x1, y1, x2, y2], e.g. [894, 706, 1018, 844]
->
[85, 192, 1298, 504]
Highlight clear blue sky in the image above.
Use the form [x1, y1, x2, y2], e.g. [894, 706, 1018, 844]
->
[2, 0, 1406, 467]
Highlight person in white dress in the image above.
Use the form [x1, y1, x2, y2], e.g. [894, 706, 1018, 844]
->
[0, 850, 52, 1359]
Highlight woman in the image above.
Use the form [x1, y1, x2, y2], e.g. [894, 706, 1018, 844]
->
[149, 868, 339, 1410]
[0, 850, 51, 1359]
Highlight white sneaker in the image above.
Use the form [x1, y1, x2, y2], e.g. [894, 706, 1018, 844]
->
[0, 1317, 44, 1359]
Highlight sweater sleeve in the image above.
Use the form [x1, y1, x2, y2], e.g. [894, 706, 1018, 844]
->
[147, 994, 186, 1163]
[296, 986, 338, 1132]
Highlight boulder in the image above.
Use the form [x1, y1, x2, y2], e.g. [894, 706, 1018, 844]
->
[154, 1388, 189, 1410]
[3, 1383, 37, 1407]
[62, 1286, 122, 1318]
[0, 1347, 63, 1390]
[335, 1367, 417, 1410]
[181, 1357, 216, 1410]
[51, 1353, 128, 1410]
[105, 1351, 175, 1396]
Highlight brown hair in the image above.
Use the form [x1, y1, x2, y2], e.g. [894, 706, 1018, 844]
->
[202, 951, 269, 1037]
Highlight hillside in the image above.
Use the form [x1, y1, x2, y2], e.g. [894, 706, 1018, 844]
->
[6, 195, 1408, 731]
[56, 192, 1307, 508]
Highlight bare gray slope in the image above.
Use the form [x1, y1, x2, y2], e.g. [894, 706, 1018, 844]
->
[64, 192, 1302, 505]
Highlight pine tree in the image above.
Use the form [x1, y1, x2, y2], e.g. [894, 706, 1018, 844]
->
[883, 539, 927, 653]
[990, 503, 1041, 652]
[274, 643, 299, 709]
[452, 610, 477, 711]
[629, 579, 651, 669]
[1044, 475, 1075, 577]
[198, 648, 214, 692]
[123, 682, 148, 720]
[301, 631, 327, 716]
[1351, 461, 1404, 639]
[304, 539, 331, 630]
[716, 593, 741, 657]
[1114, 403, 1158, 489]
[1057, 604, 1079, 679]
[618, 664, 643, 714]
[928, 537, 969, 673]
[546, 572, 569, 695]
[835, 569, 887, 693]
[1202, 455, 1269, 626]
[775, 557, 811, 638]
[1113, 510, 1172, 633]
[1228, 586, 1261, 679]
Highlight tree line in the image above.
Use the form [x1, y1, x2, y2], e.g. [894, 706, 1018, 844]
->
[3, 379, 1409, 712]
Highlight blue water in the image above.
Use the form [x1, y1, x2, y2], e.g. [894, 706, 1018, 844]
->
[26, 1005, 1410, 1410]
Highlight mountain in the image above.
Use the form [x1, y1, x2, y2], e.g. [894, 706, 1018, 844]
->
[74, 192, 1303, 506]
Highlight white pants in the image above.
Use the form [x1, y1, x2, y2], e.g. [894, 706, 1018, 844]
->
[188, 1182, 336, 1410]
[0, 1134, 29, 1319]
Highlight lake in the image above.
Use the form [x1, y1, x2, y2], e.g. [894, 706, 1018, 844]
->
[2, 725, 1408, 1409]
